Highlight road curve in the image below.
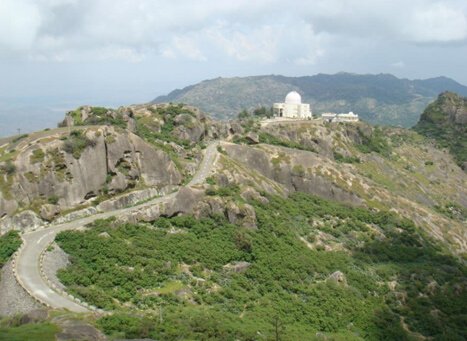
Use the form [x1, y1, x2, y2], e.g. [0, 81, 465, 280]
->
[14, 141, 219, 312]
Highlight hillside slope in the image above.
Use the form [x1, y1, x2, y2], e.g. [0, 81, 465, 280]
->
[414, 92, 467, 170]
[153, 73, 467, 127]
[1, 100, 466, 340]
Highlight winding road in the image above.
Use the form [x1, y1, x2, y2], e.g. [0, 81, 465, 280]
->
[14, 141, 219, 312]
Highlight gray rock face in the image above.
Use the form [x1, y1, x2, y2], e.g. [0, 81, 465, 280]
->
[173, 114, 206, 144]
[53, 316, 107, 341]
[223, 261, 251, 273]
[19, 309, 49, 325]
[226, 202, 257, 229]
[165, 187, 205, 217]
[327, 271, 347, 286]
[54, 207, 99, 224]
[0, 127, 182, 233]
[223, 143, 363, 206]
[40, 204, 60, 222]
[245, 132, 259, 144]
[97, 186, 176, 212]
[0, 210, 43, 234]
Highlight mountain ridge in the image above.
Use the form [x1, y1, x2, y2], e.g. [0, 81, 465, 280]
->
[153, 73, 467, 127]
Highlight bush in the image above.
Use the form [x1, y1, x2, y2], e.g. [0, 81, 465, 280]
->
[1, 161, 16, 175]
[63, 130, 96, 159]
[0, 231, 22, 268]
[356, 127, 391, 157]
[47, 195, 59, 205]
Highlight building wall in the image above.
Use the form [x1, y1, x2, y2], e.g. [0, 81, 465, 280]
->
[273, 103, 312, 118]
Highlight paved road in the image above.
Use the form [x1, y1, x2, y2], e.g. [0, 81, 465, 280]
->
[14, 141, 218, 312]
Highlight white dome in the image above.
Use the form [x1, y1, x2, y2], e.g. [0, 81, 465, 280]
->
[285, 91, 302, 104]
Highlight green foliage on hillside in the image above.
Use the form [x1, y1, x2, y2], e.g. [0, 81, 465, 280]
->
[135, 104, 194, 147]
[414, 92, 467, 168]
[153, 73, 467, 127]
[56, 192, 466, 340]
[0, 322, 59, 341]
[0, 230, 21, 268]
[356, 127, 392, 157]
[62, 130, 96, 159]
[65, 106, 127, 128]
[258, 132, 316, 152]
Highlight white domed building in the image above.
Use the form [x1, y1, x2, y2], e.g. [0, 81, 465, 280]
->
[273, 91, 312, 119]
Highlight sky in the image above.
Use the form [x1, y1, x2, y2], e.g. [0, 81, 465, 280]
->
[1, 0, 467, 136]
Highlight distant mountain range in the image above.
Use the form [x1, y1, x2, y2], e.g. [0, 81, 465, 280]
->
[152, 73, 467, 127]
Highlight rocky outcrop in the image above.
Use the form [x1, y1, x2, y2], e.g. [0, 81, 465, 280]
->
[0, 210, 43, 234]
[40, 204, 60, 222]
[0, 126, 182, 233]
[165, 187, 205, 217]
[327, 271, 347, 286]
[223, 261, 251, 273]
[225, 202, 257, 229]
[222, 143, 363, 206]
[97, 186, 176, 212]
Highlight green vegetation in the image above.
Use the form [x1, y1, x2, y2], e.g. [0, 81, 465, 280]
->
[30, 148, 45, 164]
[0, 160, 16, 175]
[434, 202, 467, 222]
[56, 191, 466, 340]
[253, 106, 274, 118]
[413, 92, 467, 168]
[258, 132, 316, 152]
[0, 231, 21, 268]
[356, 127, 391, 157]
[11, 134, 28, 143]
[62, 130, 96, 159]
[136, 105, 193, 147]
[153, 73, 467, 126]
[333, 151, 361, 163]
[47, 195, 59, 205]
[0, 322, 59, 341]
[65, 106, 127, 128]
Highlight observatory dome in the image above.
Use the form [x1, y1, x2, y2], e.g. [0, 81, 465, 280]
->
[285, 91, 302, 105]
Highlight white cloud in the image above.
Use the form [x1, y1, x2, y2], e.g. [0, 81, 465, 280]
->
[404, 2, 467, 42]
[0, 0, 42, 51]
[391, 61, 406, 68]
[0, 0, 465, 64]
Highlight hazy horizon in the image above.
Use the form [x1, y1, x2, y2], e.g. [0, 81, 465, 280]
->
[1, 0, 467, 136]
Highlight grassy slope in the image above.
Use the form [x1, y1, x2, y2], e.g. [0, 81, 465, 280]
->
[0, 323, 59, 341]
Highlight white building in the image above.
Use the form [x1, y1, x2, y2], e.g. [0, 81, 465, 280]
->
[322, 111, 359, 123]
[273, 91, 312, 119]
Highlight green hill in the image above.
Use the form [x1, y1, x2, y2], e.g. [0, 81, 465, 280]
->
[153, 73, 467, 127]
[414, 92, 467, 170]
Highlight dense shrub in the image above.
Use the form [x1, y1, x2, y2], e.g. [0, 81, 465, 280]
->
[62, 130, 96, 159]
[56, 192, 466, 340]
[0, 231, 22, 268]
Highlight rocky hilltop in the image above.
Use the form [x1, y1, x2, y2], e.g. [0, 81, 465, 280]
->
[1, 96, 466, 340]
[0, 104, 223, 232]
[153, 73, 467, 127]
[414, 92, 467, 170]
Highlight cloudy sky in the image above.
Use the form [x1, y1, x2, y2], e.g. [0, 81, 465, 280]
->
[1, 0, 467, 135]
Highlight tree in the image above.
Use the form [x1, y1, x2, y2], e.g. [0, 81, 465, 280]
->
[238, 109, 250, 120]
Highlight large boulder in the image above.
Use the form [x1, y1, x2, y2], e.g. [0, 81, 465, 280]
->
[165, 187, 205, 217]
[19, 309, 49, 325]
[40, 204, 60, 222]
[0, 210, 43, 234]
